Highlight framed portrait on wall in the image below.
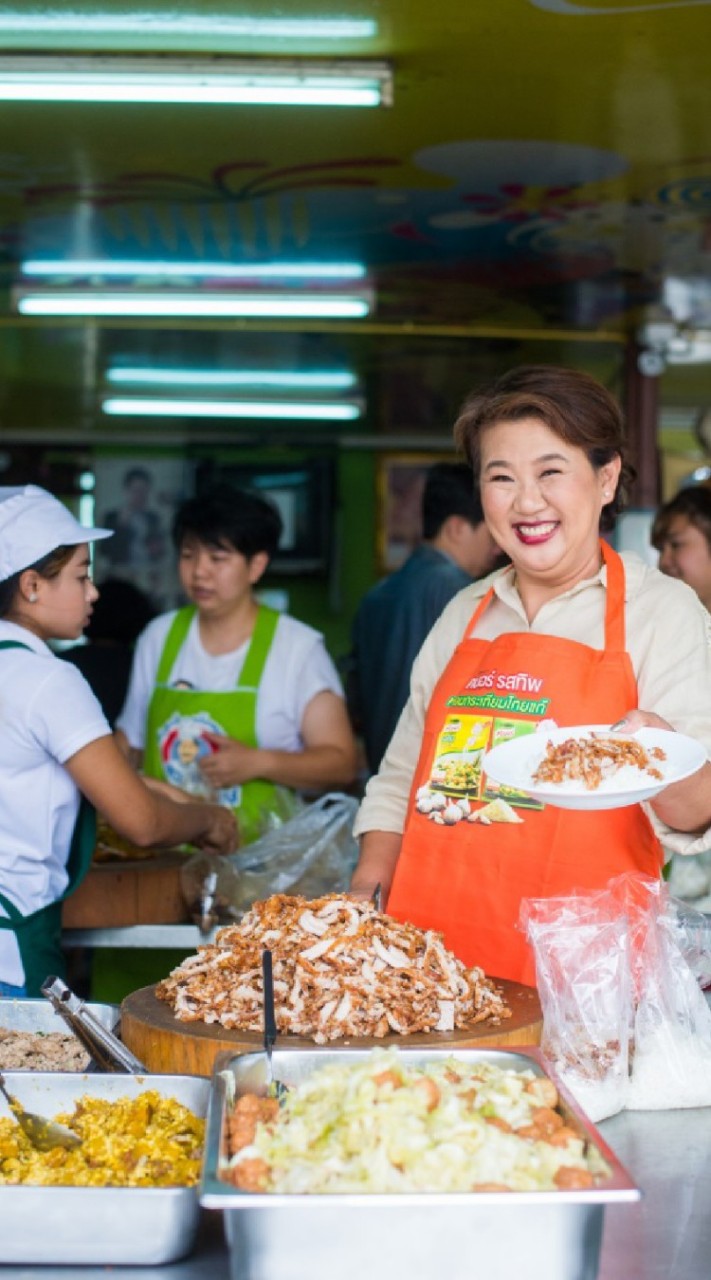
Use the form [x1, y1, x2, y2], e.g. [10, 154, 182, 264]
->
[93, 456, 194, 611]
[377, 452, 454, 573]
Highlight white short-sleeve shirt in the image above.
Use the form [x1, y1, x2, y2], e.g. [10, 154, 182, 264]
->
[0, 621, 111, 985]
[116, 609, 345, 753]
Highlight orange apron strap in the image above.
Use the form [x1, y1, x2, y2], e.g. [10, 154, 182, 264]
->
[466, 584, 496, 634]
[600, 540, 626, 652]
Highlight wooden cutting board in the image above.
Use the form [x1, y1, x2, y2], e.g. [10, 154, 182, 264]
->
[121, 980, 542, 1077]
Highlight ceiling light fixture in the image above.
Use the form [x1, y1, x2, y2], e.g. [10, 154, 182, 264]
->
[22, 259, 367, 280]
[14, 290, 372, 319]
[0, 57, 392, 107]
[102, 397, 362, 421]
[106, 367, 357, 389]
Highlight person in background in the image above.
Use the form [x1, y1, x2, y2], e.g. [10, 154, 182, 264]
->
[347, 462, 503, 774]
[60, 577, 156, 725]
[651, 485, 711, 613]
[350, 366, 711, 985]
[651, 484, 711, 907]
[0, 485, 236, 997]
[116, 483, 357, 846]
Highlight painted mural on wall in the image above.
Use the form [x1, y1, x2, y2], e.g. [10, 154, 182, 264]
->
[0, 0, 707, 338]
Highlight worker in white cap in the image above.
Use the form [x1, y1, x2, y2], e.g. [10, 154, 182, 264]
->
[0, 486, 237, 997]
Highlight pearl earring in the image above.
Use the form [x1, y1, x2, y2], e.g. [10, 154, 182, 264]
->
[28, 593, 37, 602]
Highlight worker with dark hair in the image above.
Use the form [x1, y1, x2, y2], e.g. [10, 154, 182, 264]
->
[347, 462, 502, 774]
[116, 483, 357, 844]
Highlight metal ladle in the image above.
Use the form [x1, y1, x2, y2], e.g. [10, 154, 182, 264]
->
[0, 1072, 81, 1152]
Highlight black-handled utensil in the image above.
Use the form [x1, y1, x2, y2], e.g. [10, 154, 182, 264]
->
[261, 949, 287, 1102]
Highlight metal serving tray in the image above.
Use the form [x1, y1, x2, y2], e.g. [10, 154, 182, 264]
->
[0, 995, 120, 1070]
[201, 1046, 641, 1280]
[0, 1071, 210, 1265]
[0, 995, 119, 1033]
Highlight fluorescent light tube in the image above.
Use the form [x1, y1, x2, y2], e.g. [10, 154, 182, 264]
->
[22, 259, 367, 280]
[106, 368, 357, 389]
[0, 14, 377, 41]
[15, 291, 372, 319]
[102, 397, 362, 421]
[0, 57, 392, 107]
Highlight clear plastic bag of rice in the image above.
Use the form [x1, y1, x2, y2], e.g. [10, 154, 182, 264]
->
[519, 891, 632, 1123]
[609, 875, 711, 1111]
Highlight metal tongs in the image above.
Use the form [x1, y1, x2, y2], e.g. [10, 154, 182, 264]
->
[371, 882, 383, 912]
[41, 976, 146, 1074]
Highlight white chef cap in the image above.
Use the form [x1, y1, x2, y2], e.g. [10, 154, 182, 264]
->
[0, 485, 112, 582]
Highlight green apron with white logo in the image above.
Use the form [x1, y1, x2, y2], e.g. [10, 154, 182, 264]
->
[0, 640, 97, 996]
[143, 604, 287, 845]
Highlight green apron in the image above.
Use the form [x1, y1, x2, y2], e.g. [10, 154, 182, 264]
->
[143, 604, 287, 845]
[0, 640, 97, 996]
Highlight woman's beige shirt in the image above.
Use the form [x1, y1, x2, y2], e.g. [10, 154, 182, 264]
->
[354, 552, 711, 856]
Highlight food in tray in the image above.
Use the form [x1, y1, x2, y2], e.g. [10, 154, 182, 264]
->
[93, 819, 176, 862]
[0, 1029, 90, 1072]
[156, 892, 511, 1042]
[532, 733, 666, 792]
[0, 1090, 204, 1186]
[223, 1048, 605, 1193]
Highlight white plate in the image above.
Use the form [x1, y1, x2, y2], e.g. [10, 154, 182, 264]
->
[482, 724, 707, 810]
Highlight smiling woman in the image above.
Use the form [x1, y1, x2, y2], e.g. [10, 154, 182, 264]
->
[350, 366, 711, 986]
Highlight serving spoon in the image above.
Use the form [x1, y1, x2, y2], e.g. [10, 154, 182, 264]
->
[0, 1072, 81, 1152]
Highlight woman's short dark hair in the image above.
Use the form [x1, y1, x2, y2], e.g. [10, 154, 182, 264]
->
[172, 484, 283, 560]
[453, 364, 636, 531]
[0, 544, 75, 617]
[651, 485, 711, 553]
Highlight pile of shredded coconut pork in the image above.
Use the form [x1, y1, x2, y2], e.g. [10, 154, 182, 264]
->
[156, 893, 511, 1042]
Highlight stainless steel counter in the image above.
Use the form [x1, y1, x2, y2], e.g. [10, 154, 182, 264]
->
[63, 924, 218, 948]
[598, 1106, 711, 1280]
[1, 1107, 710, 1279]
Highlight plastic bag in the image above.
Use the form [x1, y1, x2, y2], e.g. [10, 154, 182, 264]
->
[670, 897, 711, 990]
[180, 853, 243, 930]
[181, 792, 360, 925]
[607, 874, 711, 1111]
[520, 891, 632, 1122]
[521, 872, 711, 1119]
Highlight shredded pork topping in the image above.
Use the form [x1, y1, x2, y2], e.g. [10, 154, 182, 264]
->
[532, 734, 666, 791]
[156, 893, 511, 1043]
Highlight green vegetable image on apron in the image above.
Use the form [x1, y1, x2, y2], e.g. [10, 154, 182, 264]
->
[0, 641, 97, 996]
[143, 604, 287, 845]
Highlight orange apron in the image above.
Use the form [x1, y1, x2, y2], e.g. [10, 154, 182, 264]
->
[387, 541, 663, 984]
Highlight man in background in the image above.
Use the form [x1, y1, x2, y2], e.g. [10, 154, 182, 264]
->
[347, 462, 502, 775]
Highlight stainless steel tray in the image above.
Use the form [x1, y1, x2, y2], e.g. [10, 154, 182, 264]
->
[0, 995, 120, 1070]
[0, 995, 119, 1034]
[0, 1071, 210, 1264]
[201, 1046, 641, 1280]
